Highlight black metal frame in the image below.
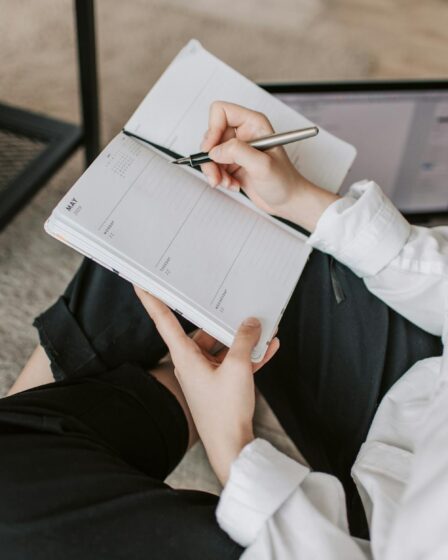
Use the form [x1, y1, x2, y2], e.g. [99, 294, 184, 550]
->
[0, 0, 99, 231]
[0, 104, 82, 230]
[260, 79, 448, 224]
[75, 0, 100, 166]
[259, 78, 448, 94]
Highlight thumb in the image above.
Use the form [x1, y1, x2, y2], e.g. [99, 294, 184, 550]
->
[227, 317, 262, 363]
[209, 138, 270, 176]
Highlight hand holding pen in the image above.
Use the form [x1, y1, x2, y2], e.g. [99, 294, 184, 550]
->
[173, 126, 318, 167]
[186, 101, 318, 213]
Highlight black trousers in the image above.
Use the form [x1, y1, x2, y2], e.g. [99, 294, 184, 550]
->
[0, 253, 442, 558]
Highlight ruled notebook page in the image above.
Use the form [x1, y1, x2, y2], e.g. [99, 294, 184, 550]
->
[50, 133, 310, 360]
[125, 40, 356, 193]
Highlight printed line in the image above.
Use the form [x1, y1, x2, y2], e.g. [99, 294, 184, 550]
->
[163, 68, 218, 145]
[155, 186, 208, 268]
[209, 216, 260, 306]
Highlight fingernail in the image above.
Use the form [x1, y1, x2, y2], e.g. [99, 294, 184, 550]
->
[243, 317, 260, 327]
[230, 185, 239, 192]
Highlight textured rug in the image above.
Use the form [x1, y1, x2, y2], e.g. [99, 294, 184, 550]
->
[0, 0, 373, 492]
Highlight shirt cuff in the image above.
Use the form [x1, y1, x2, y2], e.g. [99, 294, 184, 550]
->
[308, 180, 411, 277]
[216, 438, 309, 547]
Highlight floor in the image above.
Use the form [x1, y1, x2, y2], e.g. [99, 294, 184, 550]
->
[0, 0, 447, 493]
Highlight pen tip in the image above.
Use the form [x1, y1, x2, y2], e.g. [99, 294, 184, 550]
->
[173, 156, 191, 165]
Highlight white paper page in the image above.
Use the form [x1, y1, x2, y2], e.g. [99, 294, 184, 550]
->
[125, 40, 356, 193]
[45, 217, 233, 344]
[50, 133, 310, 360]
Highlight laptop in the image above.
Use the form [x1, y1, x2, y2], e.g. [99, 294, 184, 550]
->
[261, 80, 448, 223]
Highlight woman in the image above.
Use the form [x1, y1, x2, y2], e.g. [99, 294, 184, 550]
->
[1, 102, 446, 559]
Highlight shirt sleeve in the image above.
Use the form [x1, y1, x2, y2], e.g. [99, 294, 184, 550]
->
[308, 180, 448, 335]
[216, 438, 309, 547]
[216, 439, 370, 559]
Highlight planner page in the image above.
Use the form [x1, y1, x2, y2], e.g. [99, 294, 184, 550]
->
[48, 133, 311, 360]
[125, 40, 357, 193]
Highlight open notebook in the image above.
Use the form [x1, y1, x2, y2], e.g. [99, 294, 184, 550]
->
[46, 40, 356, 361]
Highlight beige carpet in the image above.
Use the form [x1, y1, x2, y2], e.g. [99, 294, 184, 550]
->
[1, 0, 446, 493]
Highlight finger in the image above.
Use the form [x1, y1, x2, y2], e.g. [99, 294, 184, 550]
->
[226, 317, 262, 363]
[192, 329, 218, 353]
[207, 102, 273, 146]
[134, 287, 195, 359]
[201, 124, 235, 151]
[209, 138, 272, 177]
[213, 346, 228, 363]
[201, 126, 237, 187]
[222, 127, 237, 142]
[253, 337, 280, 373]
[227, 175, 241, 192]
[214, 128, 238, 185]
[201, 125, 222, 152]
[213, 126, 237, 148]
[202, 164, 238, 191]
[226, 163, 241, 175]
[219, 168, 235, 189]
[200, 161, 221, 187]
[202, 104, 235, 151]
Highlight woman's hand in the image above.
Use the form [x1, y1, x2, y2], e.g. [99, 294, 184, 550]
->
[201, 101, 304, 215]
[201, 101, 339, 232]
[135, 287, 280, 485]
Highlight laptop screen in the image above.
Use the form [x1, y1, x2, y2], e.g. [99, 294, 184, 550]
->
[270, 87, 448, 215]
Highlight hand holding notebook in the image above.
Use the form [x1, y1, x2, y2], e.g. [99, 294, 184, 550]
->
[45, 40, 356, 361]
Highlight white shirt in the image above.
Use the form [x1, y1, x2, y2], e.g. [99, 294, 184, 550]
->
[216, 181, 448, 559]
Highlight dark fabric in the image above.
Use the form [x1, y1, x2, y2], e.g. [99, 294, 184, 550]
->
[1, 253, 443, 556]
[0, 365, 241, 560]
[34, 258, 196, 381]
[255, 253, 443, 537]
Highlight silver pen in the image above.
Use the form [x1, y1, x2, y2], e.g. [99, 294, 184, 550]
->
[173, 126, 319, 167]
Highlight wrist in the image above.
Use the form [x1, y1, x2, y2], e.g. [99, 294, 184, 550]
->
[275, 177, 340, 233]
[208, 426, 254, 486]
